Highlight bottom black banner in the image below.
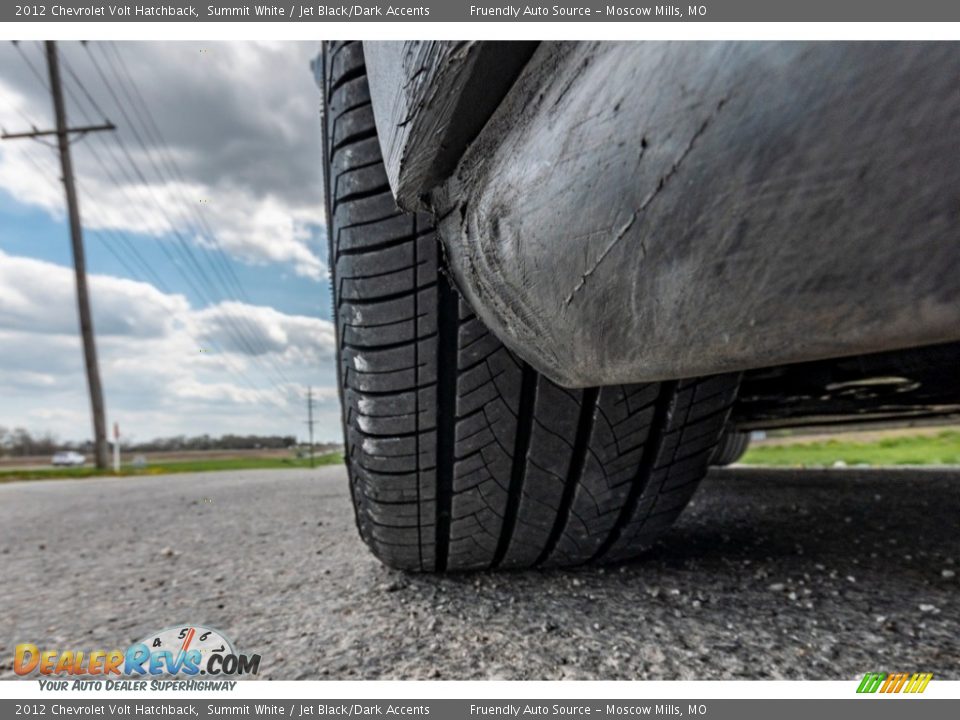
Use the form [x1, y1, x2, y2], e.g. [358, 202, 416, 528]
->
[1, 700, 956, 720]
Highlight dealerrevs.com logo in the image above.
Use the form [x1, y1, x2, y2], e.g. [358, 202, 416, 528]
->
[857, 672, 933, 694]
[14, 625, 260, 687]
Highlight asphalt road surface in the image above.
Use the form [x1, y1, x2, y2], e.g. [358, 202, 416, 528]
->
[0, 466, 956, 680]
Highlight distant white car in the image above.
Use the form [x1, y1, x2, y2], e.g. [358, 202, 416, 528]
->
[51, 451, 85, 467]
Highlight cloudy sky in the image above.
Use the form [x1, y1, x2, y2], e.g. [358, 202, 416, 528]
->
[0, 41, 344, 444]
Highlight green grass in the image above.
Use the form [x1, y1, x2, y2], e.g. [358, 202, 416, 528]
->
[0, 452, 343, 482]
[8, 430, 957, 479]
[741, 430, 960, 467]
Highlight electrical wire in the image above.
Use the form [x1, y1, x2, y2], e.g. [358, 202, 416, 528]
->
[4, 48, 304, 422]
[76, 42, 299, 391]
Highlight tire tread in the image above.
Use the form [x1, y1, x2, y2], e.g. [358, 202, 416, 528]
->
[323, 42, 739, 572]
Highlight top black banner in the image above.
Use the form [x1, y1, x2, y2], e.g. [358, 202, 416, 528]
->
[5, 0, 960, 22]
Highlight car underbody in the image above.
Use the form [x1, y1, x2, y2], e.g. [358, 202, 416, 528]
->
[317, 40, 959, 571]
[361, 40, 960, 432]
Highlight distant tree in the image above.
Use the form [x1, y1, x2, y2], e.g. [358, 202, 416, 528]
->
[125, 433, 303, 452]
[0, 427, 60, 457]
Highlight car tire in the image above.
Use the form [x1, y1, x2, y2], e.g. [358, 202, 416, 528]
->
[710, 430, 751, 467]
[322, 41, 742, 571]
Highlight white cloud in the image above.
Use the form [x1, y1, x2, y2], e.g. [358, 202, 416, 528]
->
[0, 41, 328, 280]
[200, 192, 327, 280]
[0, 41, 346, 443]
[0, 250, 188, 337]
[0, 250, 341, 443]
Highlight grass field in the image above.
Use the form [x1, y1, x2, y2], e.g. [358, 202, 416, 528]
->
[0, 452, 343, 482]
[741, 430, 960, 467]
[5, 428, 958, 480]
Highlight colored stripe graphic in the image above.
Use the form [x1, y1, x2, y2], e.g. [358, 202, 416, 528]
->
[857, 673, 885, 693]
[906, 673, 934, 693]
[857, 672, 933, 694]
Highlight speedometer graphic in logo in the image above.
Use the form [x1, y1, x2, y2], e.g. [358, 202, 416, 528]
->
[136, 625, 234, 674]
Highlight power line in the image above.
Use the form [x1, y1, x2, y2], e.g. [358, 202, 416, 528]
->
[31, 63, 192, 297]
[50, 41, 307, 423]
[90, 229, 149, 283]
[67, 50, 289, 383]
[21, 144, 300, 423]
[2, 78, 159, 295]
[60, 50, 111, 124]
[5, 51, 303, 426]
[10, 41, 49, 92]
[15, 144, 151, 288]
[103, 41, 252, 304]
[77, 42, 298, 391]
[18, 41, 268, 362]
[92, 41, 291, 369]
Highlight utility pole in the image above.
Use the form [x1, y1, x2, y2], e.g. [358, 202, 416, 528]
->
[2, 41, 115, 469]
[306, 386, 315, 468]
[113, 422, 121, 473]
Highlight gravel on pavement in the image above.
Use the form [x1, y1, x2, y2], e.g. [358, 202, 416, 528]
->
[0, 465, 956, 680]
